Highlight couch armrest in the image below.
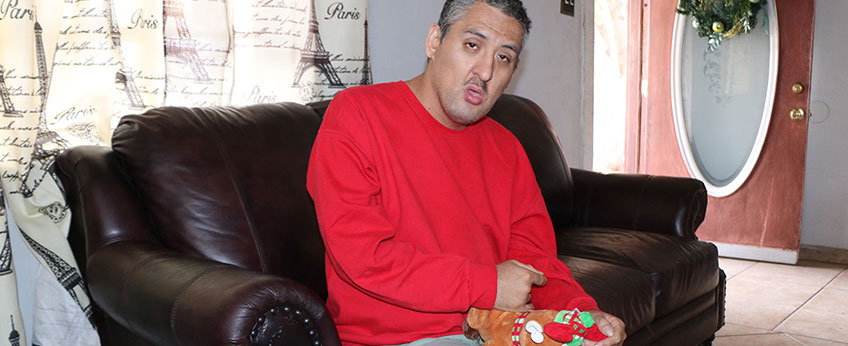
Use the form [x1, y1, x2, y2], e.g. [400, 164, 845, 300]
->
[569, 168, 707, 239]
[87, 241, 340, 346]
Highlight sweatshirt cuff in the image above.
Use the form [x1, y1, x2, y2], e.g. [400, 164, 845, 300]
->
[468, 262, 498, 309]
[565, 295, 600, 312]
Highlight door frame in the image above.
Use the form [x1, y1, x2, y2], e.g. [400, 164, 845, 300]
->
[624, 0, 644, 174]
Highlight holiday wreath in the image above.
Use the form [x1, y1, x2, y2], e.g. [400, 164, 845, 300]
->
[677, 0, 766, 51]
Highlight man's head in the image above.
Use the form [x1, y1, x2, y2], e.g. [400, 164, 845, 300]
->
[419, 0, 530, 129]
[438, 0, 532, 54]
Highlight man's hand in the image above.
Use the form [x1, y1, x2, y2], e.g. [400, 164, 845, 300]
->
[584, 310, 626, 346]
[493, 260, 546, 311]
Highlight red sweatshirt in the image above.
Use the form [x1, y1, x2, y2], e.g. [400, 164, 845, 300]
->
[306, 82, 598, 345]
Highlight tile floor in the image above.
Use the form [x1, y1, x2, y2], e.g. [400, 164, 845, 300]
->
[715, 257, 848, 345]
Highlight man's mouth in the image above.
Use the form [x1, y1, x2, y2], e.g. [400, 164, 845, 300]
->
[464, 85, 485, 105]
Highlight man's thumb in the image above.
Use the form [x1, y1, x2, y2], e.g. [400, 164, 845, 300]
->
[532, 272, 547, 286]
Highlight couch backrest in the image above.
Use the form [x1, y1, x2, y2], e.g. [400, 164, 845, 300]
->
[108, 94, 575, 299]
[486, 94, 575, 228]
[112, 102, 328, 298]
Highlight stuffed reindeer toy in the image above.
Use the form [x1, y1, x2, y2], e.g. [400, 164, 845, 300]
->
[463, 307, 607, 346]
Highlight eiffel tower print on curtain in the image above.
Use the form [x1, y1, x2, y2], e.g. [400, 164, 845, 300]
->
[106, 0, 145, 109]
[13, 9, 72, 200]
[7, 316, 19, 346]
[0, 64, 21, 118]
[16, 113, 72, 199]
[0, 201, 11, 278]
[0, 235, 11, 277]
[164, 0, 212, 83]
[34, 11, 50, 114]
[1, 8, 69, 204]
[0, 198, 8, 277]
[293, 0, 345, 88]
[19, 231, 93, 324]
[359, 19, 372, 86]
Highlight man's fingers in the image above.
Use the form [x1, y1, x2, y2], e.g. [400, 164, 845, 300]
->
[531, 271, 546, 286]
[608, 316, 625, 337]
[606, 314, 626, 342]
[512, 260, 544, 276]
[505, 260, 547, 286]
[593, 314, 615, 337]
[591, 315, 615, 342]
[587, 311, 626, 346]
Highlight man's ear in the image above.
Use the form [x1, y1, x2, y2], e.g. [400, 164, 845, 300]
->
[425, 24, 442, 60]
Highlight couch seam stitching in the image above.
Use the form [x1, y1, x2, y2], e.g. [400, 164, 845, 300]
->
[169, 266, 224, 346]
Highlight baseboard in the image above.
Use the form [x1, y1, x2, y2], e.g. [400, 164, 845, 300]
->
[711, 242, 799, 264]
[799, 245, 848, 265]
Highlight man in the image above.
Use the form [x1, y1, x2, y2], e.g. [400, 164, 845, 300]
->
[306, 1, 626, 345]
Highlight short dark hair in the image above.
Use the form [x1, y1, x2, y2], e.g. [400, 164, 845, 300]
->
[437, 0, 532, 51]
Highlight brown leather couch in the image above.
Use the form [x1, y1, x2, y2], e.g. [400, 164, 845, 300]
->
[57, 94, 725, 346]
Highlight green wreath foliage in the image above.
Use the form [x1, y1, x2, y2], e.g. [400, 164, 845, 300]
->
[677, 0, 765, 50]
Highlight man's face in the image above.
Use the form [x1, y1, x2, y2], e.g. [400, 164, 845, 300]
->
[425, 2, 524, 128]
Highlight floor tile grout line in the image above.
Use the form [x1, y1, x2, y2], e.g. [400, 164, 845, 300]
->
[784, 333, 808, 346]
[834, 266, 848, 289]
[787, 333, 848, 346]
[716, 331, 786, 339]
[720, 258, 760, 281]
[716, 331, 787, 338]
[771, 266, 845, 332]
[770, 285, 826, 332]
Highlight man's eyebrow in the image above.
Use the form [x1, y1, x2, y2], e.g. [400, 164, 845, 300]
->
[464, 28, 488, 40]
[501, 43, 519, 54]
[463, 28, 519, 54]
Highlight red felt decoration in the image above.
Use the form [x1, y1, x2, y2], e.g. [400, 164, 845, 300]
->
[585, 327, 607, 341]
[542, 322, 575, 342]
[543, 320, 607, 343]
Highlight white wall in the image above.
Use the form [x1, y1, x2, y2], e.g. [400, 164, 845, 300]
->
[369, 0, 593, 168]
[801, 0, 848, 250]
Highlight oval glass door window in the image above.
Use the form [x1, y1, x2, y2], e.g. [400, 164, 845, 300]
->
[671, 2, 779, 197]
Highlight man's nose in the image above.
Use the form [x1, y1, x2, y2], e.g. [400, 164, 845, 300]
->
[472, 55, 494, 82]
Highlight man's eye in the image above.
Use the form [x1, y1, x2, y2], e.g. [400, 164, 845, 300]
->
[498, 54, 511, 63]
[465, 42, 478, 49]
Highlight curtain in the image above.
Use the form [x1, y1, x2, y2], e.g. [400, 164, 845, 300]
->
[0, 0, 370, 344]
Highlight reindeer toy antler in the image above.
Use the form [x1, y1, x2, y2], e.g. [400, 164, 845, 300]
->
[464, 307, 607, 346]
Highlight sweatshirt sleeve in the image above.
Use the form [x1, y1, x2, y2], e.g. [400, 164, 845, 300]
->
[306, 93, 498, 313]
[506, 146, 599, 312]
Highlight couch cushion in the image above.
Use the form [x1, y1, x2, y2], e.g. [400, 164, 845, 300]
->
[561, 256, 655, 334]
[557, 228, 719, 317]
[111, 103, 329, 297]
